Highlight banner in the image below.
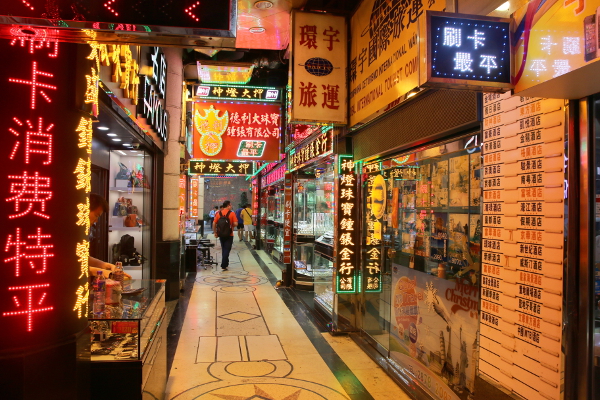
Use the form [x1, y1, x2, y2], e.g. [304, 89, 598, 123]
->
[193, 101, 281, 161]
[349, 0, 444, 127]
[291, 11, 347, 124]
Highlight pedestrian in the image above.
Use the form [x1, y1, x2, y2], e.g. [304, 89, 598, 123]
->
[234, 205, 245, 242]
[213, 200, 237, 271]
[242, 203, 254, 242]
[208, 206, 217, 229]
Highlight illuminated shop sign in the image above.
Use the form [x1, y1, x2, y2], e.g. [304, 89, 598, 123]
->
[364, 172, 385, 293]
[0, 0, 233, 31]
[426, 12, 512, 90]
[190, 177, 199, 218]
[283, 175, 293, 264]
[137, 47, 168, 141]
[0, 30, 92, 348]
[193, 101, 281, 161]
[194, 84, 281, 102]
[287, 129, 333, 172]
[261, 162, 287, 187]
[336, 156, 359, 293]
[189, 160, 254, 176]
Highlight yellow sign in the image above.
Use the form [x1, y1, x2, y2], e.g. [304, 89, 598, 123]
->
[514, 0, 600, 93]
[349, 0, 444, 127]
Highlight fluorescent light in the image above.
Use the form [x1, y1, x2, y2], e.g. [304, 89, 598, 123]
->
[137, 154, 144, 157]
[123, 143, 132, 146]
[495, 1, 510, 11]
[107, 133, 117, 137]
[97, 126, 109, 130]
[116, 150, 127, 156]
[130, 150, 138, 153]
[112, 138, 122, 142]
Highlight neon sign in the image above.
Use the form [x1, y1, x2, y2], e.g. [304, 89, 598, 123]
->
[336, 155, 359, 293]
[194, 84, 281, 102]
[189, 160, 254, 176]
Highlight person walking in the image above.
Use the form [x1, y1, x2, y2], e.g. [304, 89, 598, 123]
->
[213, 200, 237, 271]
[242, 203, 254, 242]
[234, 205, 245, 242]
[208, 206, 218, 230]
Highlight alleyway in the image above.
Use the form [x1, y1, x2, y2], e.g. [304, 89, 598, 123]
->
[165, 239, 411, 400]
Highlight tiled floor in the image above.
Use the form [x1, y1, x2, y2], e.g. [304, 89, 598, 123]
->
[165, 239, 411, 400]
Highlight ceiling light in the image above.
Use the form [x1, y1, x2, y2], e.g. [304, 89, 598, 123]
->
[116, 150, 127, 156]
[254, 1, 273, 9]
[97, 126, 109, 130]
[495, 1, 510, 12]
[249, 27, 265, 34]
[137, 154, 145, 157]
[112, 138, 122, 142]
[107, 133, 117, 137]
[123, 143, 132, 146]
[130, 150, 138, 153]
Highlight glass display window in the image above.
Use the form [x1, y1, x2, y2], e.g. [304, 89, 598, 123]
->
[108, 150, 152, 279]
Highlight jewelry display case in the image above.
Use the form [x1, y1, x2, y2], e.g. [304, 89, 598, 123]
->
[89, 279, 166, 400]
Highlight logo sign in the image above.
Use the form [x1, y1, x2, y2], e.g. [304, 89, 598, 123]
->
[193, 101, 281, 161]
[291, 11, 347, 124]
[425, 11, 512, 91]
[0, 34, 91, 349]
[194, 84, 281, 102]
[287, 129, 333, 172]
[336, 156, 359, 293]
[189, 160, 254, 176]
[137, 47, 168, 141]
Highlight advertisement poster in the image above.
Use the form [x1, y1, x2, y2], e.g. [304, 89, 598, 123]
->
[391, 267, 480, 400]
[193, 101, 281, 161]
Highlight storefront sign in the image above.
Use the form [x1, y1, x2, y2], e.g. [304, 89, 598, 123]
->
[194, 84, 281, 102]
[480, 92, 565, 400]
[288, 129, 333, 172]
[190, 177, 199, 218]
[193, 101, 281, 161]
[283, 175, 293, 264]
[0, 0, 233, 31]
[111, 321, 138, 334]
[364, 172, 385, 293]
[261, 162, 286, 187]
[291, 124, 320, 143]
[425, 12, 512, 90]
[336, 156, 359, 293]
[514, 0, 600, 97]
[0, 32, 91, 349]
[349, 0, 444, 127]
[252, 178, 259, 222]
[138, 47, 168, 141]
[291, 11, 347, 124]
[189, 160, 254, 176]
[179, 175, 186, 234]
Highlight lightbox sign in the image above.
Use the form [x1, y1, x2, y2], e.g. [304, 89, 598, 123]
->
[287, 129, 333, 172]
[194, 85, 281, 103]
[189, 160, 254, 176]
[336, 156, 359, 294]
[137, 47, 168, 141]
[193, 101, 281, 162]
[0, 0, 233, 30]
[0, 32, 90, 349]
[425, 11, 512, 91]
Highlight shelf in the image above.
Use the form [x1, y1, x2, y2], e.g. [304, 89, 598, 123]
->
[110, 187, 150, 193]
[109, 226, 142, 231]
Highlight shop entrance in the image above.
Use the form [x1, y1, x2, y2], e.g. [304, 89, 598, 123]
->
[359, 133, 482, 398]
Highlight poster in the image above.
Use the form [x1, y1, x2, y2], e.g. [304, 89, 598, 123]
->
[390, 267, 480, 400]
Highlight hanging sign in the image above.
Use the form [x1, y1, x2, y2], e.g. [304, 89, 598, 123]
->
[0, 31, 91, 350]
[336, 156, 359, 293]
[291, 11, 347, 124]
[287, 129, 333, 172]
[189, 160, 254, 176]
[194, 84, 281, 102]
[193, 101, 281, 161]
[424, 12, 512, 91]
[479, 92, 565, 400]
[137, 47, 168, 142]
[283, 174, 293, 264]
[261, 162, 287, 187]
[190, 177, 199, 218]
[349, 0, 445, 127]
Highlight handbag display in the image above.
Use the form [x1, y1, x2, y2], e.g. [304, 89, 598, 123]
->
[124, 214, 137, 227]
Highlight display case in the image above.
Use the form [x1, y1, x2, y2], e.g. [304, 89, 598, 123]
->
[108, 150, 152, 280]
[89, 279, 166, 400]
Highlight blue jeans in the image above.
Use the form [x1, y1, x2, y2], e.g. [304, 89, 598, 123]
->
[219, 236, 233, 269]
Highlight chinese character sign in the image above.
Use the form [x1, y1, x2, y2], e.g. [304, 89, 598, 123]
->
[291, 11, 347, 124]
[190, 177, 199, 218]
[350, 0, 444, 127]
[336, 156, 359, 293]
[283, 175, 293, 264]
[194, 84, 281, 102]
[189, 160, 254, 176]
[287, 130, 333, 172]
[426, 13, 512, 88]
[0, 33, 90, 349]
[193, 101, 281, 161]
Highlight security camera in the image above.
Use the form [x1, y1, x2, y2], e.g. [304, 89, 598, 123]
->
[132, 143, 140, 149]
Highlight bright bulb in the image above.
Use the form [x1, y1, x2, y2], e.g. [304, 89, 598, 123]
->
[495, 1, 510, 12]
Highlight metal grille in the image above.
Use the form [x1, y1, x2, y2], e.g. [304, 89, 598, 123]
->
[352, 90, 479, 161]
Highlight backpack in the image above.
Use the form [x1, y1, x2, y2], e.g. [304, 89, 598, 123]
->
[216, 211, 233, 238]
[119, 234, 135, 258]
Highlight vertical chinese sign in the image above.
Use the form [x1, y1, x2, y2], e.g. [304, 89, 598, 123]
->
[179, 175, 186, 234]
[190, 177, 199, 219]
[336, 156, 358, 293]
[363, 163, 384, 293]
[291, 11, 347, 124]
[0, 29, 92, 350]
[283, 173, 293, 265]
[480, 92, 565, 399]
